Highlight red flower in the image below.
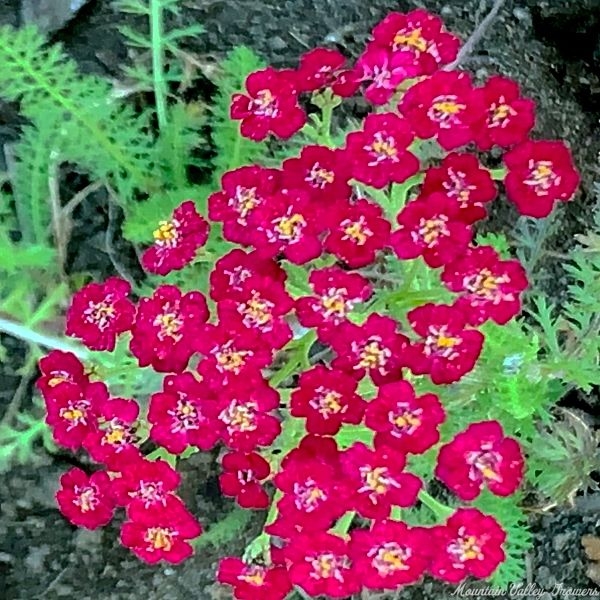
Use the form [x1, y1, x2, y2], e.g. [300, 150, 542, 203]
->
[295, 47, 348, 92]
[281, 145, 351, 202]
[429, 508, 506, 583]
[37, 350, 89, 399]
[329, 313, 408, 384]
[230, 67, 306, 141]
[296, 267, 372, 336]
[341, 442, 422, 519]
[248, 189, 325, 264]
[406, 303, 484, 384]
[130, 285, 209, 373]
[273, 449, 345, 533]
[217, 380, 281, 452]
[421, 153, 497, 224]
[356, 46, 420, 105]
[120, 496, 202, 564]
[148, 372, 221, 454]
[399, 70, 483, 150]
[472, 75, 536, 150]
[56, 468, 115, 529]
[219, 451, 271, 509]
[217, 557, 292, 600]
[83, 397, 140, 469]
[284, 532, 361, 598]
[111, 456, 181, 510]
[435, 420, 525, 501]
[141, 200, 209, 275]
[217, 277, 294, 351]
[350, 520, 431, 589]
[324, 198, 392, 268]
[391, 193, 473, 268]
[371, 9, 460, 73]
[290, 365, 366, 435]
[45, 381, 108, 450]
[196, 323, 273, 388]
[344, 113, 419, 188]
[365, 380, 445, 455]
[208, 165, 280, 245]
[503, 140, 580, 218]
[441, 245, 529, 325]
[209, 249, 286, 303]
[66, 277, 135, 351]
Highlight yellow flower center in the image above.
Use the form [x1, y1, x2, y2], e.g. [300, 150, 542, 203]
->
[242, 294, 273, 329]
[310, 388, 344, 417]
[308, 164, 335, 188]
[239, 566, 267, 587]
[525, 160, 558, 195]
[363, 466, 391, 495]
[429, 95, 466, 126]
[145, 527, 174, 552]
[85, 301, 115, 330]
[393, 411, 422, 429]
[357, 339, 389, 369]
[393, 28, 427, 52]
[253, 89, 278, 117]
[274, 213, 306, 241]
[75, 487, 97, 513]
[490, 102, 516, 126]
[216, 348, 248, 372]
[234, 186, 259, 219]
[221, 401, 257, 433]
[104, 425, 127, 446]
[155, 312, 183, 341]
[342, 217, 373, 246]
[417, 216, 449, 246]
[153, 220, 177, 243]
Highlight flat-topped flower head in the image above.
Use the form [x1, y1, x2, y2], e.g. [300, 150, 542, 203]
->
[37, 350, 89, 399]
[148, 372, 220, 454]
[344, 112, 419, 188]
[219, 451, 271, 509]
[282, 145, 351, 202]
[217, 277, 294, 351]
[120, 496, 202, 564]
[196, 323, 273, 388]
[330, 313, 408, 385]
[371, 9, 460, 73]
[366, 380, 446, 454]
[472, 75, 536, 150]
[112, 457, 182, 512]
[429, 508, 506, 583]
[56, 468, 116, 530]
[392, 192, 473, 268]
[84, 397, 141, 469]
[45, 380, 108, 450]
[141, 201, 209, 276]
[290, 365, 366, 435]
[503, 140, 580, 217]
[341, 442, 422, 519]
[295, 47, 349, 92]
[406, 303, 484, 384]
[442, 245, 528, 325]
[208, 165, 280, 245]
[350, 520, 431, 590]
[421, 153, 498, 224]
[296, 267, 372, 336]
[66, 277, 135, 351]
[209, 249, 286, 302]
[325, 198, 392, 268]
[284, 532, 361, 598]
[130, 285, 209, 373]
[248, 189, 325, 264]
[435, 420, 524, 501]
[356, 47, 420, 105]
[217, 380, 281, 452]
[399, 70, 483, 150]
[230, 67, 306, 140]
[217, 557, 293, 600]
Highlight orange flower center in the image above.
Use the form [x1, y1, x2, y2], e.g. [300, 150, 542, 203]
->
[239, 565, 267, 587]
[525, 160, 558, 195]
[393, 28, 427, 52]
[253, 89, 278, 117]
[371, 542, 411, 575]
[145, 527, 174, 552]
[429, 95, 466, 126]
[85, 301, 115, 330]
[416, 216, 449, 246]
[294, 479, 327, 511]
[74, 486, 98, 513]
[310, 387, 344, 417]
[356, 339, 390, 370]
[308, 163, 335, 188]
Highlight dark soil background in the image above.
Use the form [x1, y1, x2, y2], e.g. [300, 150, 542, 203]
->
[2, 0, 600, 599]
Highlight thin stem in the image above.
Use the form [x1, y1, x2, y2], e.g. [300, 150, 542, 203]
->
[150, 0, 168, 132]
[418, 489, 454, 520]
[0, 316, 89, 359]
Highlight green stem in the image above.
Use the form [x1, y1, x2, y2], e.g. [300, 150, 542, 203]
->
[0, 316, 88, 358]
[269, 330, 316, 388]
[150, 0, 168, 132]
[418, 489, 454, 520]
[489, 167, 506, 181]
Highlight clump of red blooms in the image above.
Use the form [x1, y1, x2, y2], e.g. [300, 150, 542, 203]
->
[38, 8, 580, 598]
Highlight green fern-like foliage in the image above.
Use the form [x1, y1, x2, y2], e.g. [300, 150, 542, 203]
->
[0, 25, 156, 203]
[211, 46, 267, 177]
[193, 506, 255, 551]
